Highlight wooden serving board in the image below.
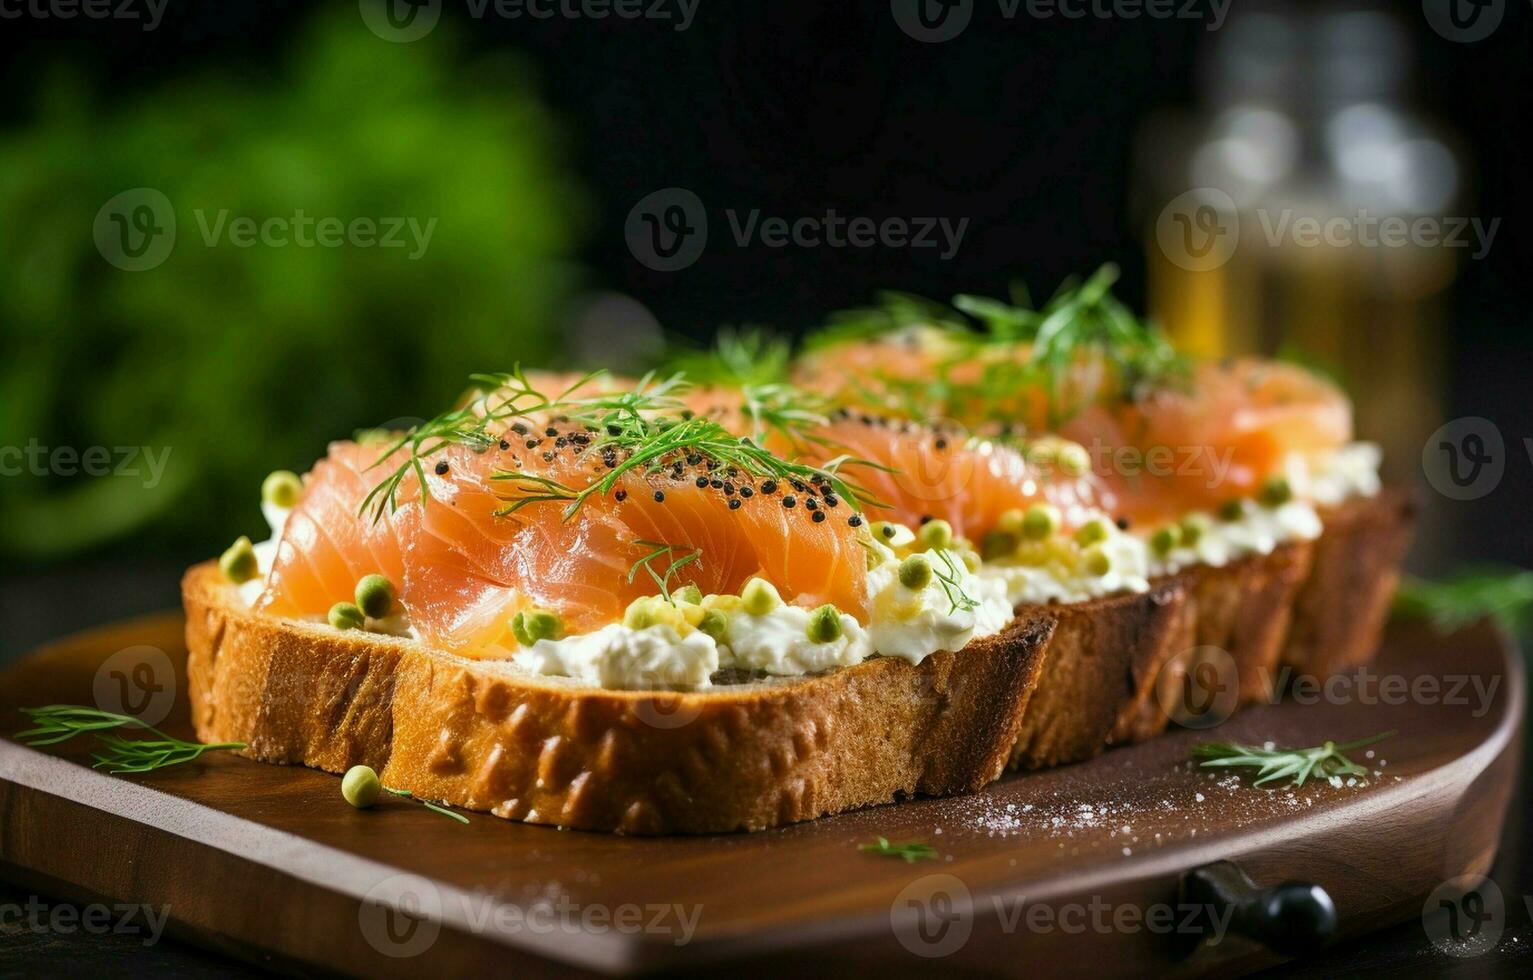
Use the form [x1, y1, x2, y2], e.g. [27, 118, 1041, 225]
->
[0, 615, 1522, 978]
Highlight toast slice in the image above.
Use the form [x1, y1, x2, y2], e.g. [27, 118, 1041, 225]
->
[1005, 489, 1413, 770]
[183, 563, 1056, 834]
[1282, 487, 1416, 681]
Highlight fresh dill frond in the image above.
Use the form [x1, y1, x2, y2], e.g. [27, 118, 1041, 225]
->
[627, 540, 703, 603]
[357, 365, 603, 523]
[16, 705, 245, 774]
[383, 786, 471, 824]
[858, 836, 939, 863]
[1191, 731, 1394, 788]
[806, 290, 968, 353]
[932, 548, 980, 614]
[494, 392, 885, 521]
[1394, 567, 1533, 635]
[664, 327, 792, 388]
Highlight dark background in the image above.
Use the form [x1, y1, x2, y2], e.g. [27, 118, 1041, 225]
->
[2, 0, 1532, 975]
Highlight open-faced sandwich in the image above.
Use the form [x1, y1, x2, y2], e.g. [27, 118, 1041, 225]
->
[184, 266, 1413, 833]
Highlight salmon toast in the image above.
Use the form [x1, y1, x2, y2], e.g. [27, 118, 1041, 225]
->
[187, 370, 1057, 831]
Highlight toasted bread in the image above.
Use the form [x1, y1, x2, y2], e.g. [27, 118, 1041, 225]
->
[1005, 489, 1413, 769]
[1283, 487, 1416, 681]
[183, 563, 1055, 834]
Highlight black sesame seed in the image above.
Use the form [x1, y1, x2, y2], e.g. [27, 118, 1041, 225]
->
[653, 490, 665, 502]
[723, 483, 735, 495]
[525, 439, 537, 449]
[686, 453, 702, 466]
[782, 496, 796, 509]
[881, 524, 895, 539]
[740, 486, 754, 498]
[761, 480, 777, 494]
[848, 515, 864, 527]
[542, 452, 554, 462]
[511, 422, 528, 435]
[805, 497, 818, 511]
[696, 476, 709, 488]
[499, 439, 510, 451]
[935, 438, 948, 450]
[614, 489, 627, 502]
[728, 498, 742, 510]
[710, 478, 723, 489]
[823, 494, 838, 508]
[812, 510, 826, 523]
[434, 460, 450, 475]
[1115, 517, 1130, 530]
[920, 514, 933, 525]
[545, 427, 557, 437]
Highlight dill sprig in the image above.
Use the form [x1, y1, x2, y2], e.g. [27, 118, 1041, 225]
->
[858, 836, 938, 863]
[953, 263, 1184, 426]
[932, 548, 980, 614]
[383, 786, 471, 824]
[805, 290, 967, 353]
[357, 365, 603, 523]
[628, 540, 702, 603]
[1394, 566, 1533, 635]
[16, 705, 245, 774]
[663, 327, 791, 388]
[806, 264, 1183, 429]
[494, 395, 883, 522]
[1192, 731, 1394, 788]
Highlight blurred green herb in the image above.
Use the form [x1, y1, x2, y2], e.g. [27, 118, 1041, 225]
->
[0, 10, 585, 560]
[859, 837, 938, 863]
[663, 328, 792, 388]
[1394, 567, 1533, 635]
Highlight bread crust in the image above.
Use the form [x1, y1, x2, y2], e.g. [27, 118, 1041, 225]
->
[183, 563, 1055, 834]
[1282, 487, 1416, 680]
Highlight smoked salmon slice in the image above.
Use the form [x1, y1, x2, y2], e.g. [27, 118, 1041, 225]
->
[258, 376, 876, 654]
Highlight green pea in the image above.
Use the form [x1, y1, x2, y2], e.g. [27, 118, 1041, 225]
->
[980, 529, 1020, 561]
[698, 609, 730, 642]
[1180, 513, 1211, 547]
[899, 554, 934, 590]
[741, 578, 782, 616]
[1021, 504, 1061, 541]
[918, 519, 954, 552]
[329, 602, 365, 631]
[623, 598, 657, 630]
[354, 574, 395, 619]
[1150, 525, 1182, 556]
[1259, 476, 1294, 508]
[1074, 519, 1110, 546]
[1218, 498, 1249, 522]
[219, 536, 258, 584]
[672, 584, 703, 605]
[261, 470, 303, 508]
[806, 604, 843, 644]
[512, 608, 564, 646]
[1057, 444, 1091, 476]
[1082, 546, 1112, 577]
[341, 764, 381, 809]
